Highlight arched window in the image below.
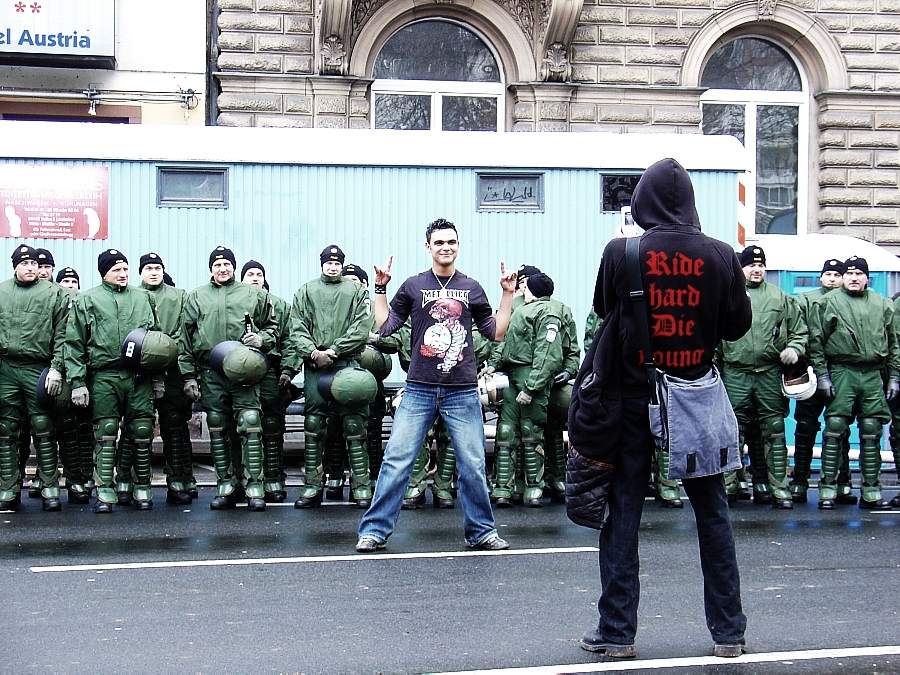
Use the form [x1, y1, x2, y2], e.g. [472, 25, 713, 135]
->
[371, 20, 504, 132]
[700, 37, 807, 235]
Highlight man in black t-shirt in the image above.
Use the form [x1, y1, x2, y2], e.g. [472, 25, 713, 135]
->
[356, 218, 517, 552]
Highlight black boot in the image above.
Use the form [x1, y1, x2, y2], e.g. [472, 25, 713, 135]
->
[293, 492, 323, 509]
[210, 492, 239, 510]
[247, 497, 267, 511]
[166, 488, 192, 505]
[93, 500, 113, 513]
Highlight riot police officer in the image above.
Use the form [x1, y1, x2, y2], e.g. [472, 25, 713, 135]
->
[490, 272, 563, 507]
[0, 246, 69, 511]
[284, 245, 373, 509]
[790, 258, 855, 504]
[722, 246, 807, 509]
[180, 246, 278, 512]
[240, 259, 293, 503]
[809, 256, 898, 509]
[65, 249, 161, 513]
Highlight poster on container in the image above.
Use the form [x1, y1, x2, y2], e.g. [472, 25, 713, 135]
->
[0, 164, 109, 239]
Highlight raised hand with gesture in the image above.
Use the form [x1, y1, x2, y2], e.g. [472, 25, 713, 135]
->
[374, 255, 393, 287]
[499, 261, 517, 293]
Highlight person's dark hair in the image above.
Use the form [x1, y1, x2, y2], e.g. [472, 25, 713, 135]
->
[425, 218, 458, 243]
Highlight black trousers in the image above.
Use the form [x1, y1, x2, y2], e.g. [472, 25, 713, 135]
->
[594, 395, 747, 645]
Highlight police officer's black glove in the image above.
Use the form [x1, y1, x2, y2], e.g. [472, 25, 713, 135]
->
[817, 373, 835, 403]
[887, 376, 900, 402]
[553, 370, 571, 385]
[278, 372, 293, 389]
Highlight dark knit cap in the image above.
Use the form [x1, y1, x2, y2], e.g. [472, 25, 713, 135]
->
[11, 245, 37, 268]
[844, 256, 869, 275]
[342, 263, 368, 285]
[209, 246, 236, 270]
[527, 272, 554, 298]
[739, 245, 766, 268]
[241, 259, 266, 281]
[56, 267, 79, 283]
[516, 264, 542, 284]
[98, 249, 128, 277]
[163, 272, 175, 287]
[320, 244, 345, 265]
[35, 248, 55, 267]
[820, 258, 844, 276]
[139, 252, 165, 272]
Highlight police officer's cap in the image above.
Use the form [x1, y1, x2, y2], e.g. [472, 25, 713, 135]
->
[35, 248, 55, 267]
[342, 263, 368, 285]
[11, 245, 37, 268]
[209, 246, 236, 270]
[139, 252, 165, 273]
[98, 249, 127, 277]
[820, 258, 844, 276]
[320, 245, 345, 266]
[844, 256, 869, 276]
[739, 246, 765, 268]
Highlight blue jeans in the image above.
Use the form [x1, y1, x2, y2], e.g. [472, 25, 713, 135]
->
[358, 382, 498, 546]
[593, 395, 746, 646]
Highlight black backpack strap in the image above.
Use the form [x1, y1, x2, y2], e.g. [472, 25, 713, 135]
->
[625, 236, 658, 399]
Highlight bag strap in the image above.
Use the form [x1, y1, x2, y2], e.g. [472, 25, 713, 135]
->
[624, 236, 659, 400]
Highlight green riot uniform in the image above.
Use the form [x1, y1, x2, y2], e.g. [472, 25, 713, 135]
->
[722, 280, 807, 506]
[791, 287, 854, 504]
[285, 275, 371, 507]
[584, 310, 601, 347]
[809, 286, 898, 507]
[65, 282, 159, 509]
[888, 296, 900, 508]
[0, 277, 69, 509]
[258, 292, 291, 502]
[180, 279, 277, 507]
[492, 296, 563, 507]
[140, 280, 195, 503]
[542, 298, 580, 503]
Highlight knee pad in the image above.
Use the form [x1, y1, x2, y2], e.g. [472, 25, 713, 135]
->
[763, 417, 785, 438]
[342, 414, 366, 440]
[0, 417, 18, 440]
[824, 416, 848, 437]
[30, 414, 54, 437]
[520, 418, 541, 444]
[304, 414, 326, 436]
[261, 416, 283, 436]
[236, 408, 263, 435]
[128, 417, 154, 442]
[495, 422, 516, 447]
[96, 417, 120, 441]
[206, 411, 226, 433]
[859, 417, 882, 439]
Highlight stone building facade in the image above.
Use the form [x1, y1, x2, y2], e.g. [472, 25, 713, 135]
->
[212, 0, 900, 244]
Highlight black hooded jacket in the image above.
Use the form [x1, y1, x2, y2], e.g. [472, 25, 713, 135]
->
[593, 158, 751, 393]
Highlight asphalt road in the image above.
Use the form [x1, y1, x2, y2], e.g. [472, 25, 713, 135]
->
[1, 474, 898, 674]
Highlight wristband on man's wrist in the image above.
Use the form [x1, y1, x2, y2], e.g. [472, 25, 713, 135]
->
[374, 284, 387, 294]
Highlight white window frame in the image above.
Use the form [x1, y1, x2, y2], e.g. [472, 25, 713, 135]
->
[370, 21, 505, 132]
[700, 39, 809, 236]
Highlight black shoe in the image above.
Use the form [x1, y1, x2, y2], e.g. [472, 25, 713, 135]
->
[579, 630, 636, 658]
[42, 497, 62, 511]
[714, 643, 746, 658]
[433, 496, 455, 509]
[293, 493, 323, 509]
[737, 487, 752, 501]
[188, 486, 199, 500]
[264, 490, 287, 504]
[726, 492, 737, 505]
[818, 498, 834, 510]
[658, 496, 684, 508]
[0, 494, 20, 511]
[401, 492, 426, 510]
[28, 485, 42, 499]
[134, 499, 153, 511]
[890, 494, 900, 508]
[511, 493, 524, 505]
[210, 493, 238, 510]
[791, 491, 807, 504]
[860, 497, 888, 509]
[247, 497, 267, 511]
[117, 491, 132, 506]
[354, 497, 371, 509]
[835, 491, 858, 505]
[524, 497, 544, 508]
[772, 499, 793, 510]
[492, 495, 513, 508]
[325, 486, 344, 501]
[166, 489, 192, 506]
[67, 488, 90, 504]
[752, 488, 772, 505]
[93, 501, 113, 514]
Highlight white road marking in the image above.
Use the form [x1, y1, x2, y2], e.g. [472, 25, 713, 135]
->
[29, 545, 600, 573]
[432, 645, 900, 674]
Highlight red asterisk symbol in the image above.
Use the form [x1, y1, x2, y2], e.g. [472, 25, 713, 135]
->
[14, 2, 26, 12]
[29, 1, 40, 12]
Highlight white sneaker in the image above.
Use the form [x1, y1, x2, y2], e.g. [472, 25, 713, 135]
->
[467, 534, 509, 550]
[355, 536, 386, 553]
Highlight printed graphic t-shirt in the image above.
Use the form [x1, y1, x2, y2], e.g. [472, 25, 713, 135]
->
[379, 270, 497, 386]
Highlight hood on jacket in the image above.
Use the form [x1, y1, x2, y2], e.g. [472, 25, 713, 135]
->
[630, 158, 700, 230]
